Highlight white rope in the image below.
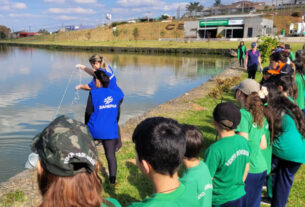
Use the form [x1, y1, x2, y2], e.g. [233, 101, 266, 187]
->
[72, 69, 82, 105]
[51, 68, 76, 120]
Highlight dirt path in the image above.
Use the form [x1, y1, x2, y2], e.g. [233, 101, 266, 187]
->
[0, 60, 244, 206]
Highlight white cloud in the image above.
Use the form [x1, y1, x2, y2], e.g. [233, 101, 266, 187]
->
[48, 7, 95, 14]
[9, 13, 41, 18]
[57, 15, 78, 20]
[11, 2, 26, 9]
[73, 0, 97, 3]
[0, 1, 26, 10]
[44, 0, 65, 3]
[117, 0, 164, 7]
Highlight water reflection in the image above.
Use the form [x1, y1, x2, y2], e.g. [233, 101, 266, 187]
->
[0, 46, 230, 182]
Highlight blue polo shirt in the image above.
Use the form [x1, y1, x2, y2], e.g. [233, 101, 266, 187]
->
[246, 50, 260, 71]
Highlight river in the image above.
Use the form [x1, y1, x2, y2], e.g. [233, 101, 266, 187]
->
[0, 45, 230, 182]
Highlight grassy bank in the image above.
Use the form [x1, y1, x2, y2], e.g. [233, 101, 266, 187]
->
[1, 40, 304, 52]
[98, 71, 305, 207]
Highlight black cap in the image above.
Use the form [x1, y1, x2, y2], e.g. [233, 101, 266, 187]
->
[213, 101, 241, 130]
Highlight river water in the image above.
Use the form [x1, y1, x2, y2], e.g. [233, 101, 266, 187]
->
[0, 46, 230, 182]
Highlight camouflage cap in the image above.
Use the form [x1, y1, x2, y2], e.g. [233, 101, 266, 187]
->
[31, 115, 98, 177]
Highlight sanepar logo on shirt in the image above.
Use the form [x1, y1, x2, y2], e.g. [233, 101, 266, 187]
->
[104, 96, 113, 104]
[98, 96, 117, 110]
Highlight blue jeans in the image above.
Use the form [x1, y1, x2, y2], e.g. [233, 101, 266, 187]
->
[243, 171, 267, 207]
[212, 195, 244, 207]
[271, 155, 301, 207]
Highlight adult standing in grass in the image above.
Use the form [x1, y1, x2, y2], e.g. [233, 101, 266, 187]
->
[234, 79, 268, 207]
[263, 83, 305, 207]
[204, 101, 250, 207]
[85, 70, 124, 185]
[180, 124, 212, 207]
[28, 115, 121, 207]
[237, 41, 246, 67]
[76, 54, 124, 152]
[244, 42, 263, 79]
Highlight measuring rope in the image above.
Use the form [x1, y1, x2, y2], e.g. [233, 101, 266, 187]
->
[51, 67, 82, 120]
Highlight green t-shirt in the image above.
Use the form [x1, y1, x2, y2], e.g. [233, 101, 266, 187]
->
[101, 198, 122, 207]
[235, 108, 267, 173]
[204, 134, 250, 205]
[261, 123, 272, 174]
[180, 161, 212, 207]
[295, 73, 305, 109]
[128, 182, 200, 207]
[273, 113, 305, 164]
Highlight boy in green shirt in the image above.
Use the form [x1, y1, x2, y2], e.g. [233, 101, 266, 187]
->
[129, 117, 200, 207]
[180, 124, 213, 207]
[204, 102, 250, 207]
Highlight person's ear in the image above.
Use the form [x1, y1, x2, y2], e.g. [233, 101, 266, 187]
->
[278, 85, 283, 91]
[37, 160, 43, 175]
[141, 159, 152, 175]
[95, 79, 102, 88]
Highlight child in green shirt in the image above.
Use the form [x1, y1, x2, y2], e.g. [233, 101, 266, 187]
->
[234, 79, 268, 207]
[180, 124, 212, 207]
[129, 117, 200, 207]
[204, 102, 250, 207]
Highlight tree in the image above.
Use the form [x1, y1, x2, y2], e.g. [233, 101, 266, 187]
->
[214, 0, 221, 6]
[186, 2, 204, 17]
[0, 25, 11, 39]
[133, 27, 139, 40]
[38, 29, 49, 34]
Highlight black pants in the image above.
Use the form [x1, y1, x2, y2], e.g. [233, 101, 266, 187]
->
[239, 57, 244, 67]
[248, 70, 256, 79]
[96, 139, 117, 183]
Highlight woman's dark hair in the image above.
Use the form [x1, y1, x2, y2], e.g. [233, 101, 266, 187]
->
[181, 124, 203, 159]
[264, 82, 305, 138]
[89, 54, 107, 68]
[270, 51, 289, 63]
[239, 41, 244, 46]
[132, 117, 186, 177]
[265, 74, 297, 101]
[294, 59, 304, 75]
[94, 70, 109, 88]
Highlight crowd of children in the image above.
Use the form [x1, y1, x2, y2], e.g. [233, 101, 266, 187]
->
[26, 44, 305, 207]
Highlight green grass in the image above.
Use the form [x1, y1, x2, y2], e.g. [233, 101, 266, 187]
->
[97, 71, 305, 207]
[0, 190, 25, 207]
[1, 39, 304, 52]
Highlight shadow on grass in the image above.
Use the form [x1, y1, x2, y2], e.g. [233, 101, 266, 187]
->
[100, 162, 139, 206]
[126, 161, 153, 200]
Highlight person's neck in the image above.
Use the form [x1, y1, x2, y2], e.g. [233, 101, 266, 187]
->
[151, 172, 180, 194]
[218, 130, 235, 139]
[183, 158, 200, 169]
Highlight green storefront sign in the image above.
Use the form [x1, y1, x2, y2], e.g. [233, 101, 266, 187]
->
[199, 20, 229, 27]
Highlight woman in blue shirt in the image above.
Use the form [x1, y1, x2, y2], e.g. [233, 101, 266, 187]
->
[85, 70, 124, 185]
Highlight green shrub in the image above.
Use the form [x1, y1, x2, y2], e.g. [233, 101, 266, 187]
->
[258, 36, 279, 64]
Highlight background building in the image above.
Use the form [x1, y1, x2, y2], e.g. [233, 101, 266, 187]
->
[184, 14, 273, 39]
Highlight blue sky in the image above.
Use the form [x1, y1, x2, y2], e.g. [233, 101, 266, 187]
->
[0, 0, 271, 32]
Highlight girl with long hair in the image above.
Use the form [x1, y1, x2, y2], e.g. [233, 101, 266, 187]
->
[237, 41, 246, 67]
[29, 115, 121, 207]
[263, 82, 305, 207]
[234, 79, 270, 207]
